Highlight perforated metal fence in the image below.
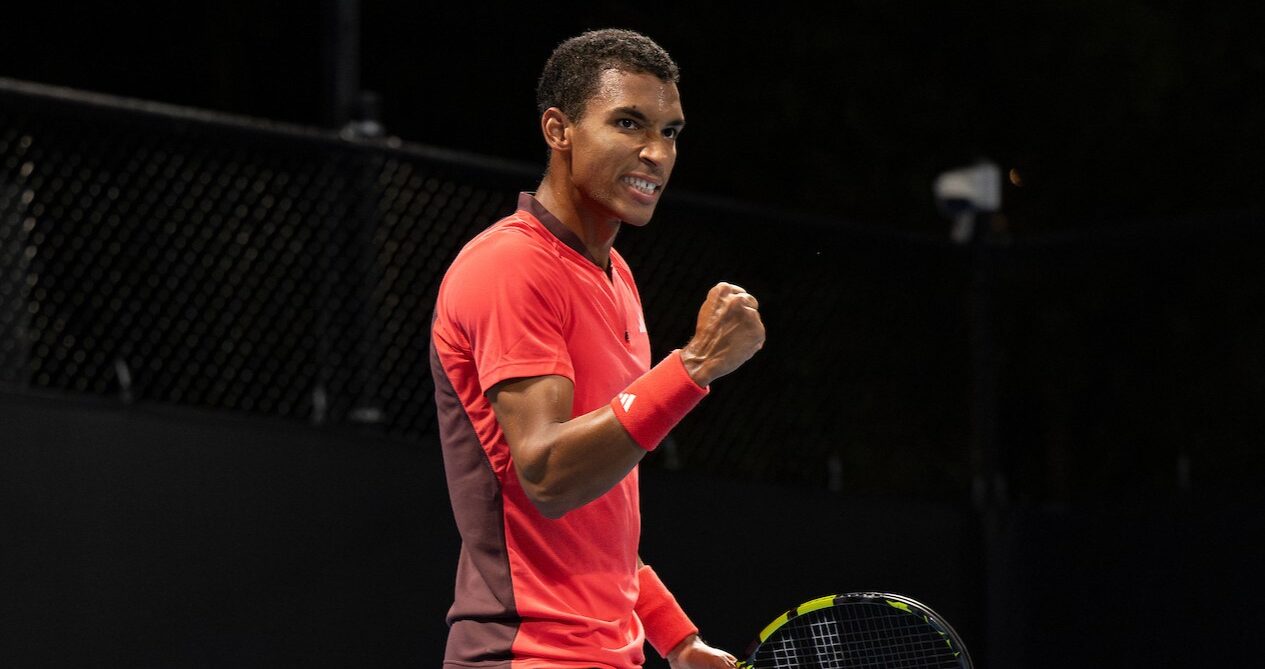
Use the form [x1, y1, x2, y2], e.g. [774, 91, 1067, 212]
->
[13, 78, 1259, 502]
[992, 219, 1265, 504]
[0, 81, 517, 434]
[0, 78, 978, 497]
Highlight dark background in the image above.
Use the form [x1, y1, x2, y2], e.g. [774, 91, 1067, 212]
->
[4, 1, 1265, 667]
[6, 1, 1264, 234]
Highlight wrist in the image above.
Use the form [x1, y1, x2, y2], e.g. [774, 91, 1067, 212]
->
[678, 347, 712, 387]
[666, 633, 701, 662]
[611, 351, 709, 451]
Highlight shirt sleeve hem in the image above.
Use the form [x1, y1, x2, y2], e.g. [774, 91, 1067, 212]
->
[479, 360, 575, 394]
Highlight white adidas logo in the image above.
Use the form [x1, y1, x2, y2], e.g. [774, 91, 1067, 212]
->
[617, 392, 636, 412]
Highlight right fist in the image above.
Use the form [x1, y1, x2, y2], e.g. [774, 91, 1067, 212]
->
[680, 282, 765, 386]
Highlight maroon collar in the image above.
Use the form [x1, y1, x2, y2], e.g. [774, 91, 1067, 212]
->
[517, 192, 606, 269]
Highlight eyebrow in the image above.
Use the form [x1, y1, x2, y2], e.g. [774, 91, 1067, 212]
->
[613, 106, 686, 129]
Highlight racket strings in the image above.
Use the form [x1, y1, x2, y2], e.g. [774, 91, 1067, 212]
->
[754, 603, 961, 668]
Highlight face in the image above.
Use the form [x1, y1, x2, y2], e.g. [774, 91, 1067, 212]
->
[565, 69, 684, 227]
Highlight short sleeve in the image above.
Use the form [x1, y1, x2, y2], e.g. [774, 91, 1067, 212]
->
[438, 228, 574, 393]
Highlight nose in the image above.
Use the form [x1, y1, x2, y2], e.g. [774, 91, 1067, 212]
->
[640, 133, 674, 171]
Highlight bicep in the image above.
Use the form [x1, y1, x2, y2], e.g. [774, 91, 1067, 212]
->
[488, 375, 575, 470]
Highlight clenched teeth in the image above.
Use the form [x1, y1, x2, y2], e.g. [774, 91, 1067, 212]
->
[623, 176, 659, 194]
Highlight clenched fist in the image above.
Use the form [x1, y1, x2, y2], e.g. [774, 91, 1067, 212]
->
[680, 282, 765, 386]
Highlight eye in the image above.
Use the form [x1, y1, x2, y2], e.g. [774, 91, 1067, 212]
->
[616, 118, 640, 130]
[663, 127, 680, 140]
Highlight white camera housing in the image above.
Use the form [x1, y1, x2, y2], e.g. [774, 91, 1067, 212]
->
[934, 161, 1001, 243]
[934, 160, 1001, 214]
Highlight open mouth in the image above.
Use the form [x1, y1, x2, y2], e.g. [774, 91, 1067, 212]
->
[622, 176, 660, 196]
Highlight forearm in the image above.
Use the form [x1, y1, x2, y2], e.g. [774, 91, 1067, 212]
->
[499, 352, 709, 518]
[513, 404, 645, 518]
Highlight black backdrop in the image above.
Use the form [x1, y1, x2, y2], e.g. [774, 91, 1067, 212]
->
[5, 385, 1261, 666]
[1, 391, 978, 667]
[3, 75, 1265, 666]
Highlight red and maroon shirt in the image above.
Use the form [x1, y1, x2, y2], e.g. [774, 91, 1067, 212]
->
[430, 193, 652, 668]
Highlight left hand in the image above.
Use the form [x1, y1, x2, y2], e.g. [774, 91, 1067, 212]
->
[666, 634, 738, 669]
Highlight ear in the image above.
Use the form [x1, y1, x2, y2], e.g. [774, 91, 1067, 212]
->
[541, 107, 571, 153]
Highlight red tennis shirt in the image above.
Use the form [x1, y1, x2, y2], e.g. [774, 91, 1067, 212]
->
[430, 193, 653, 668]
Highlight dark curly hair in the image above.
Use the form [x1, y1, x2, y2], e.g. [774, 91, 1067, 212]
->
[536, 29, 680, 122]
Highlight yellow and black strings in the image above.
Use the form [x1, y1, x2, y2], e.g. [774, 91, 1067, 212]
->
[754, 602, 960, 668]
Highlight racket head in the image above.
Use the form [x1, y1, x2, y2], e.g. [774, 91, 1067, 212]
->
[737, 592, 972, 668]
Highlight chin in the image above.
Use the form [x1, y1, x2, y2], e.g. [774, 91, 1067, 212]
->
[619, 204, 659, 227]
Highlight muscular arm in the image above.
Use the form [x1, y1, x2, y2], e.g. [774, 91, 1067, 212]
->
[490, 281, 764, 520]
[489, 374, 644, 519]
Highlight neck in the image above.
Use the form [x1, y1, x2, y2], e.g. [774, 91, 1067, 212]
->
[535, 175, 620, 270]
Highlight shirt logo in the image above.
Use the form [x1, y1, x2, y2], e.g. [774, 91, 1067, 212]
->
[617, 392, 636, 412]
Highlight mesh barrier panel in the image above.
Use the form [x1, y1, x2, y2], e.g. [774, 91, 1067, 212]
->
[18, 80, 1263, 501]
[618, 210, 973, 491]
[993, 222, 1265, 503]
[0, 84, 524, 439]
[0, 80, 974, 496]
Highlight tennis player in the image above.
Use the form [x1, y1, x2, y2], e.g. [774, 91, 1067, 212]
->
[430, 28, 764, 669]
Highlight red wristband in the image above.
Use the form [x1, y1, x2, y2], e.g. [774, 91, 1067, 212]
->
[636, 564, 698, 658]
[610, 350, 709, 451]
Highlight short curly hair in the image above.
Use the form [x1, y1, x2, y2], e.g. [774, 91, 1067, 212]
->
[536, 29, 680, 122]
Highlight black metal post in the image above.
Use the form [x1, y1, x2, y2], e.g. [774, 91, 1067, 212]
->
[321, 0, 360, 129]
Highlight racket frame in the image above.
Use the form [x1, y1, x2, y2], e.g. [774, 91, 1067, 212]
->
[736, 591, 972, 668]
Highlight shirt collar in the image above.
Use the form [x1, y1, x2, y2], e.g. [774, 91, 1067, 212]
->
[517, 192, 605, 269]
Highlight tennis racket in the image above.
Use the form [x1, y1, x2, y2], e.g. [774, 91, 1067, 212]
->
[735, 592, 972, 668]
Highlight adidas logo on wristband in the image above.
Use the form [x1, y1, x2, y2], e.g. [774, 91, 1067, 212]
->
[611, 351, 708, 451]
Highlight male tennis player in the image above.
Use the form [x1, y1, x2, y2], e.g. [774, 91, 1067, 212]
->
[430, 29, 764, 669]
